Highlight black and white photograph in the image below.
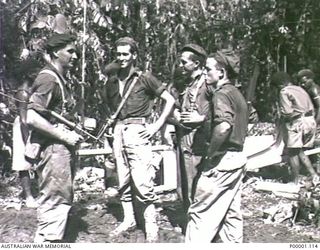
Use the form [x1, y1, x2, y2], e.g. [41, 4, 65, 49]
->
[0, 0, 320, 246]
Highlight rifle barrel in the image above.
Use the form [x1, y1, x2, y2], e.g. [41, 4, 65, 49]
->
[48, 110, 103, 143]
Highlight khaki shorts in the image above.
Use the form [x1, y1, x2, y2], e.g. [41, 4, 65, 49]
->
[284, 116, 316, 148]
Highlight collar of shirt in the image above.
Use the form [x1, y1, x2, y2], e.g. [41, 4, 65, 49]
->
[45, 64, 68, 86]
[188, 70, 203, 87]
[216, 79, 232, 90]
[117, 67, 141, 81]
[180, 71, 204, 96]
[117, 67, 141, 94]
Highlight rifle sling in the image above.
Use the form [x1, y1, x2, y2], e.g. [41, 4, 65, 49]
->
[111, 71, 142, 120]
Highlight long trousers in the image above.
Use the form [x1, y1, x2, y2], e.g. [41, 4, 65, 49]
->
[113, 122, 157, 204]
[35, 144, 73, 241]
[185, 166, 245, 243]
[180, 151, 202, 209]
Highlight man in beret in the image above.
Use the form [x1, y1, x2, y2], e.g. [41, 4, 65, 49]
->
[185, 51, 248, 243]
[26, 33, 83, 242]
[272, 72, 319, 184]
[103, 37, 175, 242]
[171, 44, 210, 213]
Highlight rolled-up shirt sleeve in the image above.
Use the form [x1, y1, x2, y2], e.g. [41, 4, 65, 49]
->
[143, 72, 166, 97]
[279, 88, 299, 119]
[28, 74, 57, 114]
[213, 92, 235, 126]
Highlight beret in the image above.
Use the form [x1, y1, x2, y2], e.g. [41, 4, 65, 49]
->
[115, 37, 139, 53]
[181, 44, 207, 59]
[45, 33, 76, 52]
[297, 69, 314, 80]
[213, 49, 240, 76]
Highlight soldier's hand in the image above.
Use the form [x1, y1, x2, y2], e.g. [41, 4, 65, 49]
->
[180, 111, 205, 124]
[56, 125, 83, 146]
[139, 123, 159, 140]
[64, 130, 83, 146]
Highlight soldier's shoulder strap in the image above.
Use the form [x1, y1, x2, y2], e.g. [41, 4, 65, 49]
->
[39, 69, 67, 113]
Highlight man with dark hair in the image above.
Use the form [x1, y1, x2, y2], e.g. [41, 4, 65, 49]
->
[185, 50, 248, 243]
[26, 33, 83, 242]
[172, 44, 210, 211]
[297, 69, 320, 126]
[272, 71, 319, 184]
[298, 69, 315, 82]
[297, 69, 320, 173]
[104, 37, 175, 242]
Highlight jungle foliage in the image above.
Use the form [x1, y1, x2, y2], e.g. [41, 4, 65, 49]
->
[1, 0, 320, 121]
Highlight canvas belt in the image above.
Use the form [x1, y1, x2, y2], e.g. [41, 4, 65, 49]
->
[117, 117, 146, 125]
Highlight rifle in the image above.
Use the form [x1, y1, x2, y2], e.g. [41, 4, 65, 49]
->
[47, 110, 104, 143]
[96, 71, 142, 140]
[96, 116, 115, 139]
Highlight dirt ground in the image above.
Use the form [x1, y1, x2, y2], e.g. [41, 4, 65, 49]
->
[0, 164, 319, 244]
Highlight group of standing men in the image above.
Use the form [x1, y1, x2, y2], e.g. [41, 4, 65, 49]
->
[271, 70, 320, 185]
[20, 32, 249, 243]
[173, 46, 248, 242]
